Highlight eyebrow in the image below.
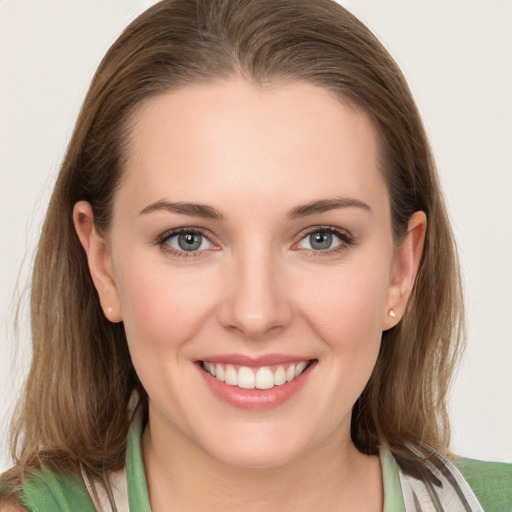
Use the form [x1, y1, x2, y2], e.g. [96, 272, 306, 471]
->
[287, 197, 372, 219]
[139, 200, 225, 219]
[139, 196, 371, 220]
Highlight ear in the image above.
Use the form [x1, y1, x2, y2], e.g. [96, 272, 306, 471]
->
[73, 201, 122, 323]
[382, 211, 426, 330]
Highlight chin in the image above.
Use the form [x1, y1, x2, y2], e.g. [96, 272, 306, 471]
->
[201, 427, 312, 470]
[213, 446, 301, 470]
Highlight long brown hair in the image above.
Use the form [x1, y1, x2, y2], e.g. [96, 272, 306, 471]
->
[2, 0, 463, 495]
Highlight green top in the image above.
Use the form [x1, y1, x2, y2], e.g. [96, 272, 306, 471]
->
[17, 424, 512, 511]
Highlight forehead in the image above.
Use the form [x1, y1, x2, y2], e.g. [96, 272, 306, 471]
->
[118, 79, 387, 217]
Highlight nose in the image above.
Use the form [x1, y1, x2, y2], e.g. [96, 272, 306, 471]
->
[217, 248, 292, 340]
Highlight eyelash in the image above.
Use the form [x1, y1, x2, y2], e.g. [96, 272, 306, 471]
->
[156, 227, 214, 259]
[295, 226, 355, 257]
[155, 226, 355, 259]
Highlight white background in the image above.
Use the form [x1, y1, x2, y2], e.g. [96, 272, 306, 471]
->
[0, 1, 511, 471]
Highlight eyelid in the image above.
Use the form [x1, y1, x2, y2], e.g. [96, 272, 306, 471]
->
[293, 225, 355, 253]
[155, 227, 219, 258]
[153, 225, 354, 259]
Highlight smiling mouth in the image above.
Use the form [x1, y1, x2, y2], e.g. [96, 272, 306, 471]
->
[200, 360, 315, 390]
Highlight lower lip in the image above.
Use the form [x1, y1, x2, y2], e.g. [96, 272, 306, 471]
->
[198, 361, 316, 410]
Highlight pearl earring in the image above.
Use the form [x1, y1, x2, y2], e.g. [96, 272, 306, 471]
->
[389, 309, 397, 318]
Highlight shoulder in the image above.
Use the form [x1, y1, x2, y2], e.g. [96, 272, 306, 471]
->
[0, 497, 26, 512]
[454, 456, 512, 511]
[15, 467, 96, 512]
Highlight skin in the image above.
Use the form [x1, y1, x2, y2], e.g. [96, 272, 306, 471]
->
[74, 79, 425, 511]
[0, 499, 26, 512]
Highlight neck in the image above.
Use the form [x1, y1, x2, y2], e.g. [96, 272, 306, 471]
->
[142, 414, 383, 512]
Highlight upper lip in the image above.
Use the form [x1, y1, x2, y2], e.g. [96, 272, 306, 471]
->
[198, 353, 315, 367]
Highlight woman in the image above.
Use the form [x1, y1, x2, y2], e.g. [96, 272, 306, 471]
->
[1, 0, 510, 510]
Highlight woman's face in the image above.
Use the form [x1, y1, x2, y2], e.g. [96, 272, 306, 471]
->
[95, 79, 416, 468]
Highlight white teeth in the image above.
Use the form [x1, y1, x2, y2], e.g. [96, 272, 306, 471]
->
[274, 366, 287, 386]
[238, 366, 255, 389]
[224, 365, 238, 386]
[203, 360, 311, 389]
[255, 367, 275, 389]
[215, 363, 225, 382]
[295, 361, 307, 376]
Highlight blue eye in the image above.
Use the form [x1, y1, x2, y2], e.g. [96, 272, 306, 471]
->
[297, 228, 350, 252]
[309, 231, 334, 250]
[164, 230, 212, 253]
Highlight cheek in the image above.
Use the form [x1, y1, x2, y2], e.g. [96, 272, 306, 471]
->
[297, 259, 391, 348]
[295, 261, 390, 414]
[114, 259, 217, 356]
